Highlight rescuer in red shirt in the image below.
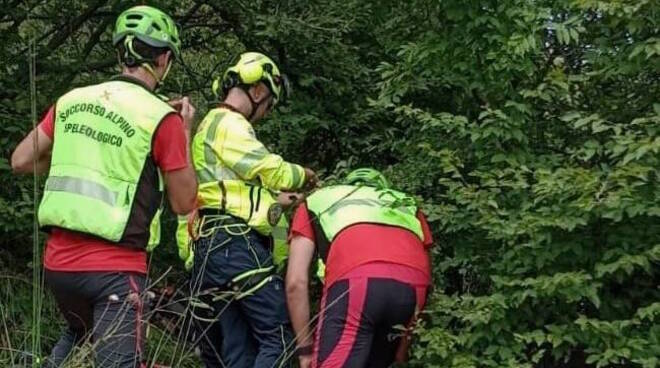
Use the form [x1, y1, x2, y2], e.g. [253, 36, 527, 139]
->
[10, 6, 197, 367]
[286, 168, 433, 368]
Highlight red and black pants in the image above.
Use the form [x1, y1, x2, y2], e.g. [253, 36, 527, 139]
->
[312, 263, 428, 368]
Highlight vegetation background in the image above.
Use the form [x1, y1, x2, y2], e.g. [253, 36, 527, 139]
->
[0, 0, 658, 367]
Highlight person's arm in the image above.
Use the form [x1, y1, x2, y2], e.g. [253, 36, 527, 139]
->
[286, 235, 316, 364]
[11, 126, 52, 174]
[163, 167, 197, 214]
[158, 97, 198, 215]
[286, 203, 318, 367]
[11, 107, 55, 175]
[219, 120, 317, 190]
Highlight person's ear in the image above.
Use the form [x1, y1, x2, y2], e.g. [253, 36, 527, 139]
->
[249, 82, 270, 103]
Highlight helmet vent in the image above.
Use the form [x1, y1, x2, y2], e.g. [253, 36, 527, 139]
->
[126, 14, 142, 20]
[152, 22, 161, 31]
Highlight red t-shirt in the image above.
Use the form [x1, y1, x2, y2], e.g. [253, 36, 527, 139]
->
[289, 203, 433, 286]
[39, 104, 189, 274]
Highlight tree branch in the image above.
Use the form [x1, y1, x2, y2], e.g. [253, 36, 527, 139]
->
[40, 0, 108, 56]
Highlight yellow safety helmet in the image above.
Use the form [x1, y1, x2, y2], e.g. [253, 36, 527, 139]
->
[213, 52, 291, 107]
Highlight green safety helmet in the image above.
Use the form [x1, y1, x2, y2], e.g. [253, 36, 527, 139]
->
[213, 52, 291, 107]
[112, 5, 181, 60]
[344, 168, 391, 189]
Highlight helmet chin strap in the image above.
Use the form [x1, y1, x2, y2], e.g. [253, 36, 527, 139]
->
[140, 60, 171, 89]
[124, 35, 170, 89]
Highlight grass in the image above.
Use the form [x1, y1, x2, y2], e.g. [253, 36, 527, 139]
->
[1, 274, 61, 367]
[0, 221, 330, 368]
[0, 272, 202, 367]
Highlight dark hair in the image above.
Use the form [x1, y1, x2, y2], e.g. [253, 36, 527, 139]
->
[116, 37, 170, 67]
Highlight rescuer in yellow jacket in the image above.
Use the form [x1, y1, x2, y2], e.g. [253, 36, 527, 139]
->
[185, 52, 318, 368]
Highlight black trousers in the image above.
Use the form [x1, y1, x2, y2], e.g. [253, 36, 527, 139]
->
[44, 270, 148, 368]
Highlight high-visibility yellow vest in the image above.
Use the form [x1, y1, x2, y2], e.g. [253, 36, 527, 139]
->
[306, 185, 423, 263]
[38, 77, 174, 249]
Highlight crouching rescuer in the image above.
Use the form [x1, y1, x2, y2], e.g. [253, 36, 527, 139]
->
[286, 168, 434, 368]
[183, 52, 319, 367]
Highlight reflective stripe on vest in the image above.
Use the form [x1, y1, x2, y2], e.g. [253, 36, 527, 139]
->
[45, 176, 118, 206]
[38, 79, 173, 249]
[306, 185, 424, 262]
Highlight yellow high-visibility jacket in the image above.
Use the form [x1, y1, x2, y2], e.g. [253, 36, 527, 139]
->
[176, 106, 304, 267]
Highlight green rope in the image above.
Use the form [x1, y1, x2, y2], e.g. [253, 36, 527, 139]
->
[29, 37, 42, 367]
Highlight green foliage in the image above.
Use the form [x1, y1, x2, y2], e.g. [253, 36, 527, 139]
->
[0, 0, 658, 366]
[369, 1, 659, 367]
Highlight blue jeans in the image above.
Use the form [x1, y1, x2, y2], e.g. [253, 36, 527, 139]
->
[190, 223, 293, 368]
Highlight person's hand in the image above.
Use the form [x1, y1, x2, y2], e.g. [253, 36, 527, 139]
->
[277, 192, 303, 208]
[298, 354, 312, 368]
[168, 96, 196, 131]
[303, 167, 319, 190]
